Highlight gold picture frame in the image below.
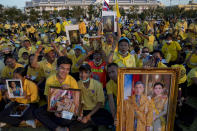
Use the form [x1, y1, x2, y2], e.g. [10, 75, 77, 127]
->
[89, 36, 102, 50]
[116, 68, 179, 131]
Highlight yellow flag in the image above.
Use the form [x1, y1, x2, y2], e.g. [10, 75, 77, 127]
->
[116, 0, 121, 18]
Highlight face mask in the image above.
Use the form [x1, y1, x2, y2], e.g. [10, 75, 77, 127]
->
[166, 40, 172, 44]
[144, 53, 149, 56]
[185, 50, 191, 54]
[119, 51, 128, 56]
[177, 40, 181, 43]
[15, 44, 20, 48]
[93, 59, 102, 66]
[81, 77, 90, 83]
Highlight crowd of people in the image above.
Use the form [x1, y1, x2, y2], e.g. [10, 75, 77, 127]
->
[0, 15, 196, 131]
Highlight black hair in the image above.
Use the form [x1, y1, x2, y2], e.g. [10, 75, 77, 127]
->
[23, 39, 30, 43]
[57, 56, 72, 68]
[134, 46, 140, 53]
[57, 19, 60, 23]
[153, 82, 164, 89]
[22, 52, 29, 56]
[13, 67, 27, 77]
[152, 50, 164, 58]
[4, 54, 15, 64]
[107, 63, 118, 70]
[166, 33, 173, 39]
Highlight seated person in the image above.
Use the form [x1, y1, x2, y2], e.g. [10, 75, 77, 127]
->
[0, 67, 39, 128]
[77, 64, 113, 130]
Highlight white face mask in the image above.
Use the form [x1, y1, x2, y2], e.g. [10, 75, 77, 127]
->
[144, 53, 149, 56]
[166, 40, 172, 44]
[80, 77, 90, 83]
[119, 51, 128, 56]
[177, 40, 181, 43]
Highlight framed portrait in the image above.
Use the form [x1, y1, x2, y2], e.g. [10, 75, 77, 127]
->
[65, 25, 80, 45]
[6, 79, 24, 98]
[116, 68, 179, 131]
[48, 87, 81, 116]
[102, 11, 117, 33]
[89, 36, 102, 50]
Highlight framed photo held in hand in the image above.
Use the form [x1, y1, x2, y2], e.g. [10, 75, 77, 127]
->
[102, 11, 117, 33]
[48, 87, 81, 117]
[6, 79, 24, 98]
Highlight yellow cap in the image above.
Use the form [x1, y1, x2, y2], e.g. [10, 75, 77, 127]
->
[44, 46, 54, 54]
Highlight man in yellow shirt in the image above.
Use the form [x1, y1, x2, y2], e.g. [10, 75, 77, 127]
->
[161, 34, 182, 66]
[79, 19, 86, 38]
[185, 47, 197, 69]
[106, 63, 118, 119]
[77, 64, 113, 130]
[1, 54, 23, 80]
[0, 67, 39, 128]
[18, 40, 36, 58]
[56, 19, 61, 37]
[34, 56, 90, 131]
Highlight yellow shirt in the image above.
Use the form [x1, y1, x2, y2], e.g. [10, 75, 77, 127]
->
[67, 54, 84, 73]
[161, 41, 182, 62]
[106, 80, 117, 97]
[56, 22, 61, 34]
[15, 79, 39, 104]
[79, 22, 86, 35]
[189, 23, 197, 38]
[113, 52, 136, 67]
[144, 35, 155, 52]
[29, 26, 36, 34]
[18, 58, 28, 66]
[1, 63, 23, 79]
[171, 64, 187, 84]
[38, 59, 57, 78]
[62, 21, 69, 32]
[187, 67, 197, 87]
[44, 74, 78, 96]
[186, 53, 197, 69]
[78, 79, 105, 110]
[18, 46, 36, 58]
[27, 66, 42, 82]
[133, 32, 142, 43]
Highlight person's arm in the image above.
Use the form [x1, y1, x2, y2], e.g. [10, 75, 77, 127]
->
[77, 50, 94, 65]
[185, 53, 193, 64]
[81, 102, 102, 124]
[108, 94, 116, 118]
[107, 42, 116, 64]
[31, 46, 43, 69]
[51, 42, 63, 56]
[29, 82, 39, 103]
[138, 32, 149, 40]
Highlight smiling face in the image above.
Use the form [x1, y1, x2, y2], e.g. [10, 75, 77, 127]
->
[153, 84, 164, 96]
[57, 64, 71, 79]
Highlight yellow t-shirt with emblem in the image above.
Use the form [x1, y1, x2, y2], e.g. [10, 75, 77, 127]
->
[161, 41, 182, 62]
[187, 67, 197, 87]
[106, 80, 117, 97]
[1, 63, 23, 79]
[44, 74, 78, 96]
[38, 59, 57, 78]
[171, 64, 186, 84]
[78, 79, 105, 110]
[186, 53, 197, 69]
[113, 52, 136, 67]
[15, 79, 39, 104]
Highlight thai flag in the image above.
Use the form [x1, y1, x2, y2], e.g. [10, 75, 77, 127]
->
[102, 0, 109, 11]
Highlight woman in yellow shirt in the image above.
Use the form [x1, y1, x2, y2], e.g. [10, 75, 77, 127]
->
[185, 48, 197, 69]
[0, 67, 39, 128]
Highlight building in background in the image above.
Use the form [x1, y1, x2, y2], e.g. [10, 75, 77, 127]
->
[25, 0, 161, 14]
[176, 0, 197, 10]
